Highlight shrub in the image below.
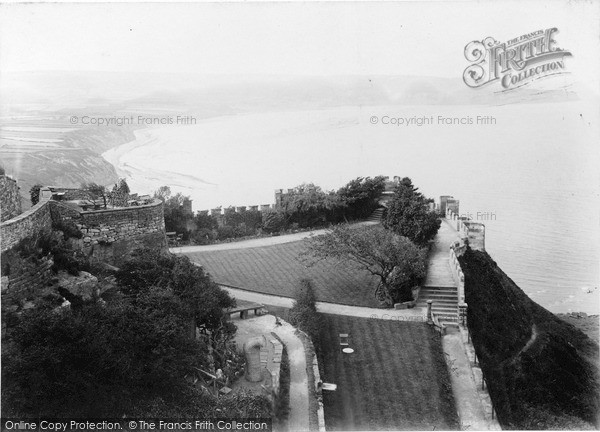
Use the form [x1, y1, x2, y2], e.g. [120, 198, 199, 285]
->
[262, 211, 285, 234]
[29, 184, 42, 206]
[288, 279, 322, 347]
[52, 219, 83, 240]
[383, 177, 441, 246]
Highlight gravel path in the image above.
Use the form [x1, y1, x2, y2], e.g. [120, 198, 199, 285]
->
[170, 222, 378, 254]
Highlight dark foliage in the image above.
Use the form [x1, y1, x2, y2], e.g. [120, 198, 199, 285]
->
[336, 176, 387, 220]
[52, 219, 83, 240]
[1, 291, 207, 417]
[115, 248, 235, 336]
[303, 225, 426, 306]
[288, 279, 323, 348]
[6, 229, 88, 276]
[383, 177, 441, 246]
[459, 248, 600, 429]
[29, 184, 43, 206]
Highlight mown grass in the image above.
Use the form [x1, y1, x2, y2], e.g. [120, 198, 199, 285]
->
[186, 241, 382, 307]
[317, 314, 459, 431]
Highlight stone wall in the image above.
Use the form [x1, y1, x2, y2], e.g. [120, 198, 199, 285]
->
[445, 204, 485, 252]
[51, 199, 167, 266]
[0, 195, 52, 254]
[0, 175, 23, 222]
[1, 257, 53, 302]
[2, 190, 166, 265]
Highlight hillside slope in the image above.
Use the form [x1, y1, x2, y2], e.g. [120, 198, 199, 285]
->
[459, 249, 599, 430]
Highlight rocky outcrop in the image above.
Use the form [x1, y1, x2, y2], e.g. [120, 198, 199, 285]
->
[57, 271, 99, 302]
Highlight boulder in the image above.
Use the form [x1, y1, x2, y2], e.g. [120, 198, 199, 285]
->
[57, 271, 99, 302]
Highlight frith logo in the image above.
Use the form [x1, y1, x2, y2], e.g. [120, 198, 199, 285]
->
[463, 28, 572, 90]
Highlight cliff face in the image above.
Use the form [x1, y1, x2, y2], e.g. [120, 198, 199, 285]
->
[459, 249, 599, 430]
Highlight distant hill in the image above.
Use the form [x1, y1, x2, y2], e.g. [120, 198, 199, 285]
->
[0, 71, 591, 208]
[459, 248, 599, 430]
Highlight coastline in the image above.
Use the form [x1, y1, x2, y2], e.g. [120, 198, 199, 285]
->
[97, 105, 600, 316]
[557, 313, 600, 342]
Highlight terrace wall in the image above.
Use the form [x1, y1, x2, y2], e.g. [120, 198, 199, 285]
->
[0, 175, 23, 222]
[51, 199, 167, 266]
[0, 194, 52, 253]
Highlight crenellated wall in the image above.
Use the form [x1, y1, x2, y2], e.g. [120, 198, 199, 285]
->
[0, 176, 23, 222]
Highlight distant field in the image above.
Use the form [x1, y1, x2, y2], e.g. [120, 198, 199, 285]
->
[185, 241, 382, 308]
[317, 314, 459, 430]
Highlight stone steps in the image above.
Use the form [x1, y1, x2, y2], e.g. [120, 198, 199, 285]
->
[418, 286, 458, 322]
[366, 208, 384, 223]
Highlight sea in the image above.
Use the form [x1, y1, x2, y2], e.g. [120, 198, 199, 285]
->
[102, 100, 600, 314]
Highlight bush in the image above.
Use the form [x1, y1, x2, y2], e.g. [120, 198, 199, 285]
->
[383, 177, 441, 246]
[29, 184, 42, 206]
[2, 296, 209, 417]
[262, 211, 285, 234]
[288, 279, 322, 347]
[5, 229, 89, 276]
[52, 219, 83, 240]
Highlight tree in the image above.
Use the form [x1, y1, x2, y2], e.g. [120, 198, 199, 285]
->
[115, 248, 235, 337]
[29, 184, 43, 206]
[336, 176, 387, 220]
[116, 178, 130, 194]
[153, 186, 194, 237]
[383, 177, 441, 246]
[81, 182, 107, 209]
[303, 225, 426, 306]
[1, 293, 208, 417]
[153, 185, 172, 202]
[280, 183, 340, 228]
[262, 210, 285, 233]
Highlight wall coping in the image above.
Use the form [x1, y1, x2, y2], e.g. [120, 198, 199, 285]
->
[52, 197, 163, 217]
[0, 195, 51, 228]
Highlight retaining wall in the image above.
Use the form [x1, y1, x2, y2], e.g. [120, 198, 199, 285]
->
[1, 257, 53, 302]
[0, 195, 52, 253]
[51, 199, 167, 266]
[0, 176, 22, 222]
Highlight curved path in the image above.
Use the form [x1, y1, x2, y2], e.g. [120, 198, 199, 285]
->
[221, 285, 425, 321]
[170, 221, 378, 254]
[232, 314, 310, 432]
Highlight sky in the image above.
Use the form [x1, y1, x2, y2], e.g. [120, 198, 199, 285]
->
[1, 1, 599, 91]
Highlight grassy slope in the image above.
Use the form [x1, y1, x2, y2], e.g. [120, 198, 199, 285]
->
[317, 315, 459, 431]
[187, 241, 382, 308]
[459, 248, 600, 429]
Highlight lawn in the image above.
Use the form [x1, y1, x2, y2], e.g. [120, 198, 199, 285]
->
[185, 241, 382, 307]
[317, 314, 459, 431]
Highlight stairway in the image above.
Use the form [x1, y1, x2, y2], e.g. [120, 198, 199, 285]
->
[417, 286, 459, 324]
[366, 207, 384, 223]
[420, 223, 460, 325]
